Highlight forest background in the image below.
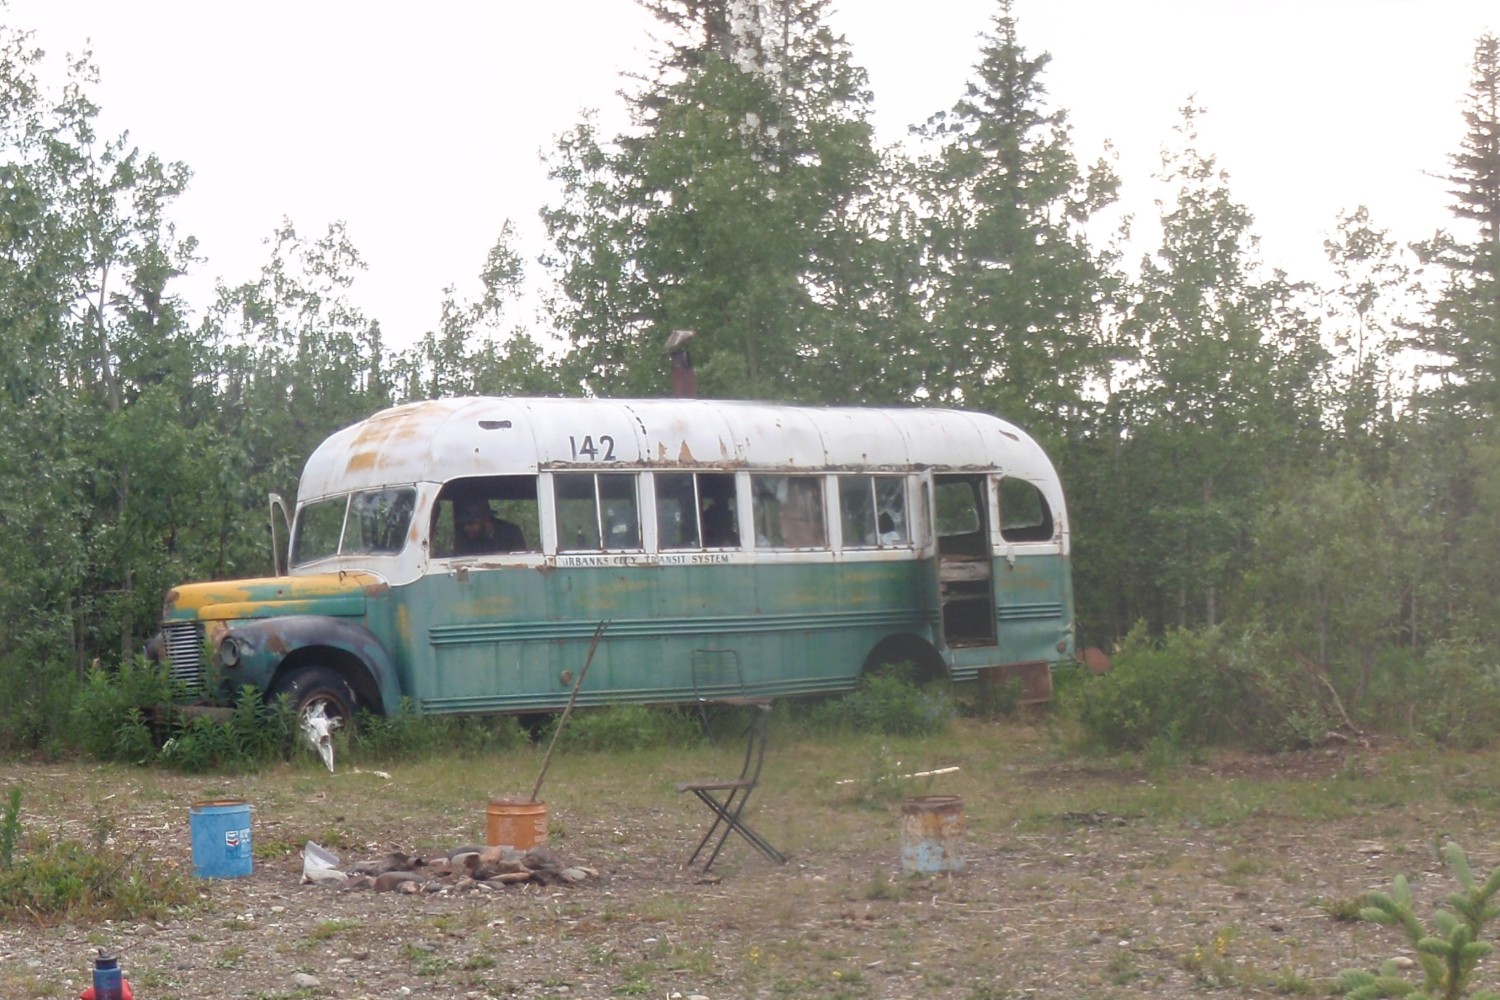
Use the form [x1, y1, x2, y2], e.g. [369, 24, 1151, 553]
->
[1, 0, 1498, 753]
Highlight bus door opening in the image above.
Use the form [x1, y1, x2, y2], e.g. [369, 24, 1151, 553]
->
[933, 474, 996, 646]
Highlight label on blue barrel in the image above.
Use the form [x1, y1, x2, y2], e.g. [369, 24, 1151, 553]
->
[225, 827, 252, 854]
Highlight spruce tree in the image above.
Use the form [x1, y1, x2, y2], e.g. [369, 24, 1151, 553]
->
[910, 0, 1119, 440]
[1412, 33, 1500, 420]
[542, 0, 892, 401]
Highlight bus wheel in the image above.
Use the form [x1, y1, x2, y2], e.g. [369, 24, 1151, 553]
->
[272, 665, 359, 736]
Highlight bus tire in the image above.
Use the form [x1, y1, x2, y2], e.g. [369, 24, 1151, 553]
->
[271, 665, 359, 735]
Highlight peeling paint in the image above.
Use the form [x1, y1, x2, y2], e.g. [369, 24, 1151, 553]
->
[165, 572, 382, 621]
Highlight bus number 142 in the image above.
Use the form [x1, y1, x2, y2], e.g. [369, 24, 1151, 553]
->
[569, 434, 616, 461]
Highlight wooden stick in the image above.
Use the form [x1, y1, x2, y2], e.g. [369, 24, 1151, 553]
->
[529, 619, 609, 803]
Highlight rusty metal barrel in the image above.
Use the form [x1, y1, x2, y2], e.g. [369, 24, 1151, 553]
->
[900, 795, 964, 874]
[486, 797, 549, 851]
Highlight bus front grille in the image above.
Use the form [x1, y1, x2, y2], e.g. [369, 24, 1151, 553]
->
[163, 622, 205, 694]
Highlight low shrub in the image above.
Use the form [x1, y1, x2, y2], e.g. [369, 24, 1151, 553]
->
[957, 673, 1027, 720]
[159, 686, 294, 773]
[0, 648, 82, 757]
[1401, 640, 1500, 750]
[1061, 623, 1335, 753]
[795, 666, 953, 738]
[537, 704, 701, 753]
[351, 700, 529, 760]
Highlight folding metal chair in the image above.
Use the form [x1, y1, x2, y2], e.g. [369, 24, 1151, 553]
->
[676, 698, 787, 871]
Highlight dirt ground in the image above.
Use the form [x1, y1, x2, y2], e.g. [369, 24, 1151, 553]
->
[0, 736, 1493, 999]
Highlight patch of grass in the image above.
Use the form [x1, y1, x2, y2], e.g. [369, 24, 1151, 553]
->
[650, 939, 714, 975]
[1274, 966, 1320, 995]
[1105, 948, 1140, 985]
[613, 962, 656, 994]
[415, 955, 455, 976]
[213, 944, 247, 968]
[253, 836, 299, 861]
[307, 918, 362, 942]
[0, 826, 197, 925]
[840, 743, 924, 806]
[1223, 853, 1270, 880]
[863, 869, 909, 901]
[1319, 893, 1374, 922]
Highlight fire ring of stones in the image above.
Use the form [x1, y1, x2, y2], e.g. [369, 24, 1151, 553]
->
[301, 844, 599, 895]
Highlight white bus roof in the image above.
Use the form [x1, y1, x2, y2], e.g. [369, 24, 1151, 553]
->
[299, 397, 1061, 501]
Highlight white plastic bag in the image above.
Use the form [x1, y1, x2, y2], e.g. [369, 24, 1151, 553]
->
[301, 841, 346, 884]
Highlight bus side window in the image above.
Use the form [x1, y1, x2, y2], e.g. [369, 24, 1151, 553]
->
[839, 476, 877, 546]
[600, 474, 640, 548]
[839, 475, 909, 549]
[998, 476, 1054, 542]
[657, 472, 738, 550]
[555, 474, 599, 550]
[874, 476, 908, 545]
[656, 473, 699, 549]
[555, 473, 641, 551]
[432, 476, 540, 557]
[698, 473, 739, 548]
[754, 475, 825, 548]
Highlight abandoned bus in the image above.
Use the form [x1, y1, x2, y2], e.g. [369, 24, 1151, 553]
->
[153, 397, 1074, 726]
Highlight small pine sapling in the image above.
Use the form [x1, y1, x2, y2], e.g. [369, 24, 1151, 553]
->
[1339, 841, 1500, 1000]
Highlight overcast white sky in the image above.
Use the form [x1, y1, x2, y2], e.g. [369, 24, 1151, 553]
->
[6, 1, 1496, 348]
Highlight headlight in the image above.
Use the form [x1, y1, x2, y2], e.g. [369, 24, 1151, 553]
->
[218, 637, 241, 668]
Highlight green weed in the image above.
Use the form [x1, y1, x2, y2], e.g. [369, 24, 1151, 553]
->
[307, 918, 362, 942]
[0, 830, 197, 923]
[0, 787, 20, 869]
[863, 868, 910, 901]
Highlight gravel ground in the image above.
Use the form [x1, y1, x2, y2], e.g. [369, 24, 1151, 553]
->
[1, 740, 1492, 999]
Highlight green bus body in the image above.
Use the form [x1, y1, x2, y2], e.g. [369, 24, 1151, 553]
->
[153, 398, 1074, 719]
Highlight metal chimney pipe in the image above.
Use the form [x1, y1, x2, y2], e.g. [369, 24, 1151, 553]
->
[664, 329, 698, 398]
